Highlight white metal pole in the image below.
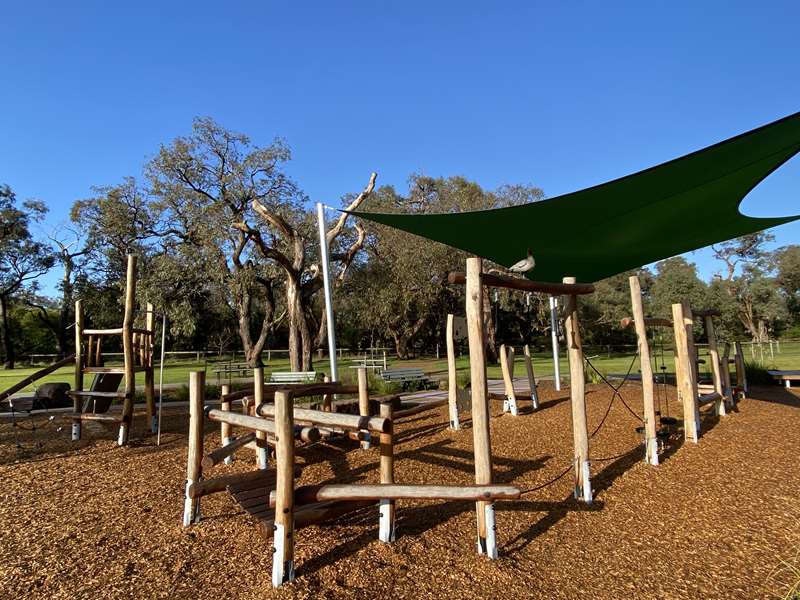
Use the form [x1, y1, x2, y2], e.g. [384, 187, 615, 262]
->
[316, 202, 339, 382]
[549, 295, 561, 391]
[157, 313, 166, 445]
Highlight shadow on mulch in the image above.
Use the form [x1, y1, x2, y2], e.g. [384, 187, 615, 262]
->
[746, 385, 800, 408]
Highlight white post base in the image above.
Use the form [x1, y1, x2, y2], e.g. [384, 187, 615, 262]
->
[645, 436, 659, 466]
[182, 481, 200, 526]
[117, 424, 127, 446]
[272, 523, 295, 588]
[360, 431, 372, 450]
[531, 389, 539, 410]
[476, 502, 498, 559]
[379, 498, 396, 542]
[716, 397, 727, 417]
[574, 459, 592, 504]
[150, 415, 158, 433]
[222, 436, 233, 465]
[507, 395, 518, 416]
[256, 446, 269, 470]
[71, 422, 81, 441]
[449, 404, 460, 431]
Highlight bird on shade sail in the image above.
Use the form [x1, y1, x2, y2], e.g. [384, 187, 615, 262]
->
[508, 248, 535, 273]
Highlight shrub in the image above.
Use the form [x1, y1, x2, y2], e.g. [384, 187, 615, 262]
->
[744, 360, 777, 385]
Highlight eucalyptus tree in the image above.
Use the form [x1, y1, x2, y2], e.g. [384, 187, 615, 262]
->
[354, 175, 544, 360]
[0, 185, 54, 368]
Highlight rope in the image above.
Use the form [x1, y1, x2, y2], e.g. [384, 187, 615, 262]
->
[518, 462, 574, 495]
[584, 353, 643, 425]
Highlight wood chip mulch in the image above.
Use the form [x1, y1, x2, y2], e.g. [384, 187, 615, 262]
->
[1, 381, 799, 599]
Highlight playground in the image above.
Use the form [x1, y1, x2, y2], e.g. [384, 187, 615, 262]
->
[1, 8, 800, 596]
[1, 380, 799, 599]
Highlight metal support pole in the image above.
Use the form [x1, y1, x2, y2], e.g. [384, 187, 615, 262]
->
[549, 295, 561, 391]
[316, 202, 339, 382]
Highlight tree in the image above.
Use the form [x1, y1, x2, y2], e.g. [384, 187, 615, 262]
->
[353, 175, 544, 360]
[775, 245, 800, 322]
[712, 232, 774, 281]
[22, 224, 90, 357]
[0, 185, 54, 368]
[648, 257, 707, 319]
[711, 234, 788, 341]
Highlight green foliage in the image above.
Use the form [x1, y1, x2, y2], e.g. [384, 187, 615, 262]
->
[744, 360, 776, 385]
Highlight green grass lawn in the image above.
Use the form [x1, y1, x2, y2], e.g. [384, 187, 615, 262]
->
[3, 341, 799, 395]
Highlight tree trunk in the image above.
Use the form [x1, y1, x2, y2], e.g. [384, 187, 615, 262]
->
[286, 275, 313, 371]
[392, 331, 410, 359]
[0, 295, 15, 369]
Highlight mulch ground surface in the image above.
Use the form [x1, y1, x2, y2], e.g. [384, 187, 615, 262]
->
[1, 382, 799, 599]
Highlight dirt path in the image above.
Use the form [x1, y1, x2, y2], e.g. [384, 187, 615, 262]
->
[1, 383, 798, 599]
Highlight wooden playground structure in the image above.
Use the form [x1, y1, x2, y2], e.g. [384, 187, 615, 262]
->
[182, 359, 520, 587]
[70, 255, 157, 445]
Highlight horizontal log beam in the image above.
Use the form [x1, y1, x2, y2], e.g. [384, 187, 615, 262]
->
[202, 432, 257, 470]
[70, 413, 123, 423]
[394, 399, 448, 420]
[269, 483, 521, 507]
[447, 272, 594, 295]
[698, 392, 722, 407]
[620, 317, 673, 329]
[207, 409, 276, 435]
[255, 403, 390, 433]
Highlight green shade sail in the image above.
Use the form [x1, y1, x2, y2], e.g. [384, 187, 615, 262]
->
[353, 111, 800, 283]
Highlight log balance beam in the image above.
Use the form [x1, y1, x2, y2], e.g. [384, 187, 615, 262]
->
[268, 484, 520, 507]
[447, 271, 595, 295]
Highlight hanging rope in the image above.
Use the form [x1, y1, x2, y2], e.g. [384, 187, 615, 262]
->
[584, 352, 643, 424]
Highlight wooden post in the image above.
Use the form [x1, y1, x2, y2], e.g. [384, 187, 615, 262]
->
[720, 343, 733, 410]
[704, 316, 726, 417]
[379, 400, 395, 542]
[500, 344, 518, 415]
[446, 314, 460, 430]
[183, 370, 204, 526]
[254, 366, 268, 469]
[465, 258, 496, 558]
[72, 300, 84, 441]
[322, 374, 332, 412]
[672, 302, 699, 442]
[357, 367, 371, 449]
[220, 383, 233, 465]
[629, 276, 658, 465]
[734, 341, 748, 397]
[523, 344, 539, 410]
[272, 389, 295, 587]
[119, 254, 137, 446]
[563, 276, 591, 502]
[145, 302, 157, 432]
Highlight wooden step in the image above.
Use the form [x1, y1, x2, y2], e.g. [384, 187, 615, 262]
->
[69, 390, 129, 399]
[70, 413, 124, 423]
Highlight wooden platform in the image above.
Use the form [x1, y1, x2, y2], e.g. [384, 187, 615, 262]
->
[226, 470, 375, 539]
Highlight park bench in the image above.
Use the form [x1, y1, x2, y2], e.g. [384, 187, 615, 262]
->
[767, 370, 800, 389]
[269, 371, 321, 384]
[380, 367, 433, 389]
[213, 363, 253, 383]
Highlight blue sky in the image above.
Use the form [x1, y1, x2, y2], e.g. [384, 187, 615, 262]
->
[2, 1, 798, 295]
